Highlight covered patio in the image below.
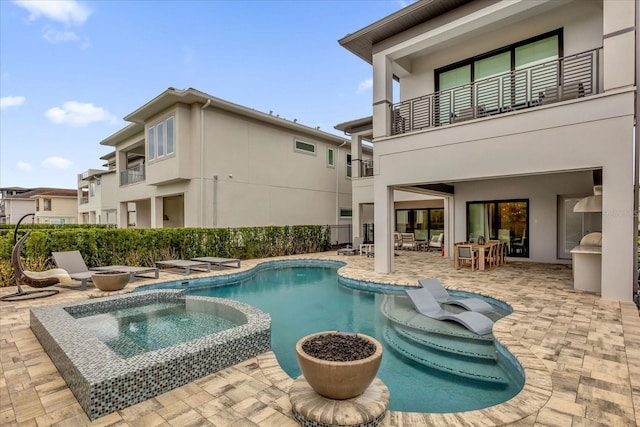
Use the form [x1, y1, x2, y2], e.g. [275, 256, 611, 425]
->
[1, 251, 638, 426]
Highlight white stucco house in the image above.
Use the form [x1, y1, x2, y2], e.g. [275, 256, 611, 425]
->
[90, 87, 370, 240]
[339, 0, 637, 302]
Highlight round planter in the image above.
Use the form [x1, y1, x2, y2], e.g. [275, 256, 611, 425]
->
[295, 331, 383, 400]
[91, 271, 130, 291]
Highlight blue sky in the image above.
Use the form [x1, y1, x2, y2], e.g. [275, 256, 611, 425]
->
[1, 0, 410, 189]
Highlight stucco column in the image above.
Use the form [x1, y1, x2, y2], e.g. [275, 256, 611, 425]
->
[118, 202, 128, 228]
[374, 185, 394, 273]
[150, 196, 163, 229]
[443, 195, 454, 258]
[372, 53, 393, 139]
[351, 133, 363, 179]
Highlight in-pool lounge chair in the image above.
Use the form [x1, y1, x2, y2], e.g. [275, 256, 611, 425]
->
[52, 251, 159, 290]
[191, 257, 241, 269]
[417, 278, 495, 313]
[404, 288, 494, 336]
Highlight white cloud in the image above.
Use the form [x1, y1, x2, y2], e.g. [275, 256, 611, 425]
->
[42, 157, 73, 169]
[16, 161, 33, 172]
[356, 78, 373, 94]
[43, 27, 79, 43]
[45, 101, 117, 126]
[1, 96, 26, 109]
[13, 0, 91, 26]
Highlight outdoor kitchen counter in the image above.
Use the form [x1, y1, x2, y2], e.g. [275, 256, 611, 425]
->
[570, 245, 602, 293]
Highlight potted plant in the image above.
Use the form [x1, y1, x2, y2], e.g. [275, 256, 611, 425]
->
[91, 271, 130, 291]
[295, 331, 383, 400]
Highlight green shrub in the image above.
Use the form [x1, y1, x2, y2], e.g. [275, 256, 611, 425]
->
[1, 225, 331, 287]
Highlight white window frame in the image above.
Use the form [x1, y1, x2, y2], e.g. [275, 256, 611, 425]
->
[327, 147, 335, 168]
[346, 153, 352, 178]
[294, 139, 316, 155]
[147, 115, 175, 161]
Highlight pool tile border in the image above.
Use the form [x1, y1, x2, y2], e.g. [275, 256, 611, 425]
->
[30, 289, 271, 420]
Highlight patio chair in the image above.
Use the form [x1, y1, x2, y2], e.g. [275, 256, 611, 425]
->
[417, 278, 494, 313]
[427, 233, 444, 252]
[400, 233, 419, 250]
[52, 251, 159, 290]
[0, 232, 67, 301]
[455, 244, 478, 270]
[337, 236, 363, 255]
[405, 288, 494, 336]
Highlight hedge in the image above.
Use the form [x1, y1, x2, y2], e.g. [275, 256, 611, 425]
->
[1, 225, 331, 287]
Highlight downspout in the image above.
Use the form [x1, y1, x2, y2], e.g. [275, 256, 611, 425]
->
[336, 141, 347, 225]
[200, 99, 211, 227]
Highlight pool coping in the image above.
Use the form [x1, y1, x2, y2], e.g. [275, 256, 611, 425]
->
[30, 290, 271, 420]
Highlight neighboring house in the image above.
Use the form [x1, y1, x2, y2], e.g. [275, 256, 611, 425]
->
[98, 87, 370, 234]
[77, 152, 118, 225]
[0, 187, 78, 224]
[339, 0, 637, 301]
[0, 187, 34, 224]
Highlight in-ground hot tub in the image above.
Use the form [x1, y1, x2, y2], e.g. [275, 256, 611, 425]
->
[30, 290, 271, 420]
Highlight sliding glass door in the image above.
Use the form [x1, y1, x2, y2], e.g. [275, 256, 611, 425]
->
[467, 200, 529, 257]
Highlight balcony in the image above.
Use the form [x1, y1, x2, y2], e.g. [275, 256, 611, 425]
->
[79, 197, 89, 205]
[360, 159, 374, 177]
[391, 49, 600, 135]
[120, 164, 145, 186]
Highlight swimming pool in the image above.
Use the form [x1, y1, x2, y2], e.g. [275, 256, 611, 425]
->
[143, 261, 524, 413]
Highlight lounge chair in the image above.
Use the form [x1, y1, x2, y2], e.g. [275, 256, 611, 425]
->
[155, 259, 210, 275]
[52, 251, 159, 290]
[404, 288, 494, 336]
[417, 278, 494, 313]
[191, 257, 241, 269]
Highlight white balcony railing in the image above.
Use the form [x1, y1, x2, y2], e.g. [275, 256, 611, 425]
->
[391, 48, 600, 135]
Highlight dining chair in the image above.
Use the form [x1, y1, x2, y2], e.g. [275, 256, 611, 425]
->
[456, 244, 478, 270]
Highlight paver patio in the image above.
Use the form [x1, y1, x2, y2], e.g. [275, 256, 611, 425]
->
[1, 251, 638, 426]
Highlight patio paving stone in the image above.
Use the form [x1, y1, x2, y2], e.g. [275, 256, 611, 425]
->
[1, 250, 638, 426]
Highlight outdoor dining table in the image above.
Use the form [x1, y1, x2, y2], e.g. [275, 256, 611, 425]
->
[453, 241, 500, 271]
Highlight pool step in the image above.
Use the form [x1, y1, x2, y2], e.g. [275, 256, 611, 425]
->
[394, 325, 497, 360]
[382, 325, 510, 385]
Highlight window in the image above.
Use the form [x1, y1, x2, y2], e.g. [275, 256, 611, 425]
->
[467, 199, 529, 257]
[97, 178, 101, 186]
[43, 198, 51, 211]
[147, 127, 155, 160]
[157, 122, 164, 157]
[147, 116, 175, 161]
[295, 139, 316, 154]
[166, 117, 174, 154]
[346, 154, 352, 178]
[327, 147, 335, 167]
[35, 199, 39, 211]
[395, 208, 444, 239]
[340, 209, 352, 218]
[436, 30, 561, 120]
[90, 181, 96, 197]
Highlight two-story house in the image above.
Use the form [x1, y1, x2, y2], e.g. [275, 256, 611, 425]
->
[339, 0, 637, 301]
[0, 187, 78, 224]
[77, 152, 117, 225]
[99, 87, 369, 237]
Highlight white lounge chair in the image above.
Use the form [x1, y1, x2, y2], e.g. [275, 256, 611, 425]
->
[404, 288, 494, 336]
[417, 278, 494, 313]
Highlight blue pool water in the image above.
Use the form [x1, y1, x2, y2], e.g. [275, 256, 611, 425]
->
[74, 301, 239, 358]
[158, 264, 526, 413]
